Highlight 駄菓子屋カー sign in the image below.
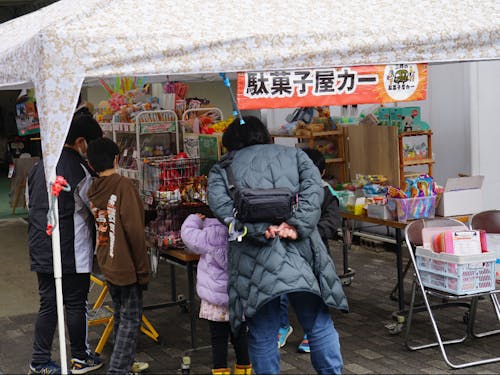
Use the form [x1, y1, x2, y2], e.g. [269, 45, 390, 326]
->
[237, 63, 427, 110]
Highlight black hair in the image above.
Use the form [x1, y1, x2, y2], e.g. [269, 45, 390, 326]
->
[221, 116, 271, 151]
[87, 137, 120, 173]
[65, 113, 103, 145]
[302, 148, 326, 173]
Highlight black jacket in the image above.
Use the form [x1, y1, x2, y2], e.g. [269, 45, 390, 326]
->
[27, 147, 95, 274]
[317, 182, 341, 253]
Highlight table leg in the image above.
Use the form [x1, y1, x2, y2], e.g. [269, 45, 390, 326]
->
[395, 228, 404, 311]
[341, 218, 350, 275]
[187, 262, 197, 348]
[170, 263, 176, 300]
[339, 218, 356, 285]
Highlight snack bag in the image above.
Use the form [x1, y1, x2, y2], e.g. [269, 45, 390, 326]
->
[387, 185, 407, 199]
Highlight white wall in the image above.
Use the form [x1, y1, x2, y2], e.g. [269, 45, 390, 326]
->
[425, 60, 500, 210]
[471, 60, 500, 209]
[424, 63, 471, 186]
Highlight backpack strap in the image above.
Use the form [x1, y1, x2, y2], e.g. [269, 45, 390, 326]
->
[219, 151, 246, 238]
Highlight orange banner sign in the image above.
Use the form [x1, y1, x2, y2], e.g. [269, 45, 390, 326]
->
[237, 64, 427, 110]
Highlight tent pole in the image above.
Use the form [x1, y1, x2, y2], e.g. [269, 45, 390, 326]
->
[50, 198, 68, 374]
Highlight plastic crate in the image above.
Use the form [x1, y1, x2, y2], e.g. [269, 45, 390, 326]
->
[415, 246, 496, 295]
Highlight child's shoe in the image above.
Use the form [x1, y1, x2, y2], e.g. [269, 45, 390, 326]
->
[70, 352, 103, 374]
[29, 360, 61, 374]
[297, 334, 311, 353]
[211, 368, 231, 375]
[234, 363, 252, 375]
[131, 361, 149, 373]
[277, 325, 293, 348]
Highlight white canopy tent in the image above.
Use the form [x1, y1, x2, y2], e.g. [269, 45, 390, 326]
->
[0, 0, 498, 372]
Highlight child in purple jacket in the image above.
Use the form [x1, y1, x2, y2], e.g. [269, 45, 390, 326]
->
[181, 213, 251, 375]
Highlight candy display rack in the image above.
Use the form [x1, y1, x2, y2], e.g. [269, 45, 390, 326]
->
[112, 110, 180, 189]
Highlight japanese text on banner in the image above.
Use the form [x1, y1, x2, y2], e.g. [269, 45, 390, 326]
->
[237, 64, 427, 110]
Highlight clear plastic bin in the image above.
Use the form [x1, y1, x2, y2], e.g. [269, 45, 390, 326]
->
[387, 196, 436, 223]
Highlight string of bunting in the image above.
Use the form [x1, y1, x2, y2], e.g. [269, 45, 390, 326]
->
[46, 176, 71, 236]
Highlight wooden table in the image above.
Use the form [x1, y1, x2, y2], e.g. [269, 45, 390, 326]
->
[143, 248, 200, 348]
[340, 211, 469, 311]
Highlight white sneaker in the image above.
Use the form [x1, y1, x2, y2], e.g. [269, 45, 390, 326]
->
[131, 361, 149, 373]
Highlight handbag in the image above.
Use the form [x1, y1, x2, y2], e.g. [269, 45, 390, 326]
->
[220, 152, 296, 224]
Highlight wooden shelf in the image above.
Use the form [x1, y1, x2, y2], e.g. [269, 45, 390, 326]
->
[271, 126, 347, 183]
[345, 125, 435, 187]
[326, 158, 344, 163]
[399, 130, 433, 137]
[271, 129, 344, 138]
[402, 158, 435, 167]
[398, 130, 434, 187]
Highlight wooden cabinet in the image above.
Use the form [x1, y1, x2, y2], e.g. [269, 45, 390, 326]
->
[345, 125, 434, 187]
[271, 128, 347, 183]
[345, 125, 400, 185]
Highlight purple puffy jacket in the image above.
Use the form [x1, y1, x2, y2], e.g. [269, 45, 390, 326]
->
[180, 214, 229, 306]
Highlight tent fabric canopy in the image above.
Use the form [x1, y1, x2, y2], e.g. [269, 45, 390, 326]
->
[0, 0, 499, 182]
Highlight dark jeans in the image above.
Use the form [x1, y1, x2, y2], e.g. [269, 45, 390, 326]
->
[107, 282, 143, 374]
[209, 321, 250, 369]
[31, 272, 90, 364]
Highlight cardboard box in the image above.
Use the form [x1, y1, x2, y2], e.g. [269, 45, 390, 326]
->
[436, 176, 484, 217]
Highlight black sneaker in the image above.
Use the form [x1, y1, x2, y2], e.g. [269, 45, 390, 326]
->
[29, 360, 61, 374]
[70, 353, 103, 374]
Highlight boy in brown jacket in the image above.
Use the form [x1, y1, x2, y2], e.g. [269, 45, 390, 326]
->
[86, 138, 150, 374]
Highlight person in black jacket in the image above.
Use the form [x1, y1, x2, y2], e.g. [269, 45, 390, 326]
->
[27, 112, 104, 375]
[303, 148, 341, 251]
[278, 148, 341, 354]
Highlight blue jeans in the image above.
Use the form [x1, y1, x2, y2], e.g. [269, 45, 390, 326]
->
[279, 294, 289, 328]
[247, 292, 343, 375]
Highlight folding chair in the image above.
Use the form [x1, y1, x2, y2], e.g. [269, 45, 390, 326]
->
[404, 218, 500, 369]
[469, 209, 500, 338]
[88, 274, 160, 355]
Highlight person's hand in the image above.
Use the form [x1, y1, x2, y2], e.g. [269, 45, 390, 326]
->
[264, 223, 298, 240]
[195, 213, 206, 220]
[139, 283, 148, 291]
[265, 225, 280, 239]
[276, 222, 298, 240]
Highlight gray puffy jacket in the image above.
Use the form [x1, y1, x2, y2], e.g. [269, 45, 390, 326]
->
[208, 144, 348, 332]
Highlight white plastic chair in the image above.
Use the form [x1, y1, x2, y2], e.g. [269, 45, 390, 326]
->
[404, 218, 500, 369]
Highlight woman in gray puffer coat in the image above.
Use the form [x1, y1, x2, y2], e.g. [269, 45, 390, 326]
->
[208, 116, 348, 375]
